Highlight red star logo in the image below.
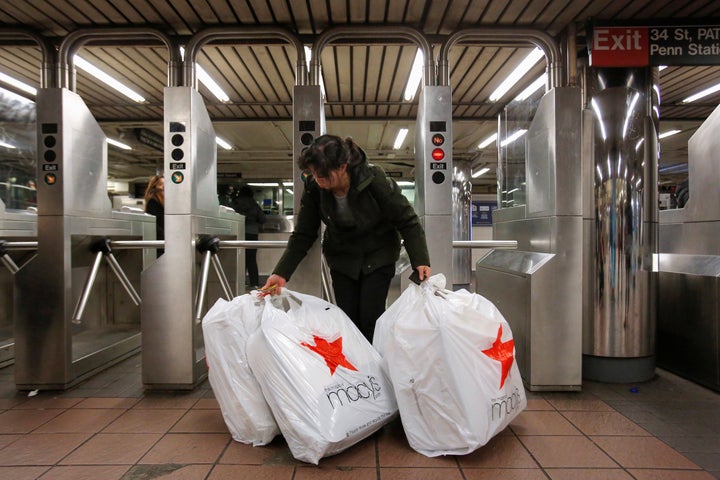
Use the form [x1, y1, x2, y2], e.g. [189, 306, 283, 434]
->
[301, 335, 358, 375]
[482, 325, 515, 388]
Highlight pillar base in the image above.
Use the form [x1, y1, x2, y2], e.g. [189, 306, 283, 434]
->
[582, 354, 656, 383]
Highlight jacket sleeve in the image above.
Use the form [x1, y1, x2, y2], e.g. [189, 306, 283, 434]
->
[370, 168, 431, 268]
[272, 182, 322, 280]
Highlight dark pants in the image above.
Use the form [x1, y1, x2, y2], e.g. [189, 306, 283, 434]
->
[331, 263, 395, 342]
[245, 233, 259, 287]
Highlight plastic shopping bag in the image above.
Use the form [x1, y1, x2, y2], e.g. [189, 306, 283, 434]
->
[374, 273, 526, 457]
[246, 289, 397, 464]
[201, 295, 279, 445]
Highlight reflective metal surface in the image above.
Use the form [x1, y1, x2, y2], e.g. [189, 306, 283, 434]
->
[141, 87, 241, 390]
[0, 206, 37, 368]
[290, 85, 324, 297]
[657, 104, 720, 392]
[14, 88, 152, 389]
[477, 87, 583, 391]
[452, 159, 472, 286]
[586, 68, 657, 366]
[415, 86, 453, 280]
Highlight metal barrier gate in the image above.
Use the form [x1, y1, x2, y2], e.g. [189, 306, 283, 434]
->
[13, 29, 173, 390]
[658, 104, 720, 392]
[0, 208, 36, 368]
[141, 27, 307, 389]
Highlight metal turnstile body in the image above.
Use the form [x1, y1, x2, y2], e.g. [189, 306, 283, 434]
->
[288, 84, 325, 297]
[0, 206, 37, 367]
[141, 87, 241, 390]
[476, 87, 583, 391]
[14, 88, 155, 390]
[415, 85, 453, 281]
[658, 104, 720, 392]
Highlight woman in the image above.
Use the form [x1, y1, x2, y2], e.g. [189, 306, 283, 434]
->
[144, 175, 165, 256]
[262, 134, 431, 341]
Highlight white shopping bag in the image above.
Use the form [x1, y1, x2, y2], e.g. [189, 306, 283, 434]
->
[201, 295, 279, 445]
[246, 289, 397, 464]
[374, 274, 526, 457]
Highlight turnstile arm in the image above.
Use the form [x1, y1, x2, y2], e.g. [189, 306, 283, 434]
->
[0, 241, 20, 274]
[72, 238, 142, 323]
[194, 235, 234, 323]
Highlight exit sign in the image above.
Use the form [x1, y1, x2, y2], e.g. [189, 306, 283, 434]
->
[590, 24, 720, 67]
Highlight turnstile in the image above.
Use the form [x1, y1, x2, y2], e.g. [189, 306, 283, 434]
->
[14, 88, 155, 390]
[476, 87, 583, 391]
[658, 104, 720, 392]
[141, 86, 242, 390]
[0, 205, 37, 367]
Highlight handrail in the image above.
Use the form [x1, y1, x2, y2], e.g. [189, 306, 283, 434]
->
[437, 27, 563, 90]
[452, 240, 517, 249]
[183, 26, 307, 87]
[310, 25, 434, 87]
[57, 27, 181, 90]
[0, 29, 55, 88]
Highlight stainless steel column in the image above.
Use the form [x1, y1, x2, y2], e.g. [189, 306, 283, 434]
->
[415, 86, 453, 280]
[452, 158, 472, 288]
[290, 84, 325, 296]
[583, 67, 658, 382]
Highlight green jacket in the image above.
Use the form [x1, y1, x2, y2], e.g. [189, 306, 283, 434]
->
[274, 162, 430, 281]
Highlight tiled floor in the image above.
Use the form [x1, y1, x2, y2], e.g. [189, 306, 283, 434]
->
[0, 355, 718, 480]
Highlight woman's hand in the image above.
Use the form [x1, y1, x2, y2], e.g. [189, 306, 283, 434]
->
[416, 265, 431, 281]
[260, 274, 287, 295]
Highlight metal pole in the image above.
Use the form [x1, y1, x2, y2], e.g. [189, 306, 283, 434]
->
[0, 254, 19, 274]
[105, 252, 142, 306]
[452, 240, 518, 249]
[210, 254, 234, 300]
[194, 250, 213, 323]
[72, 251, 104, 323]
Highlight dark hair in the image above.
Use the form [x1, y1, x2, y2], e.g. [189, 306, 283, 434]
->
[298, 134, 365, 178]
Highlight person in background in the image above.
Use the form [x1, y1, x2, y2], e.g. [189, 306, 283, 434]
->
[232, 185, 266, 289]
[144, 175, 165, 256]
[261, 134, 431, 341]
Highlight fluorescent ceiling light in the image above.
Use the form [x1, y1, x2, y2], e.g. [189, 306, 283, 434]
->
[74, 56, 146, 103]
[500, 129, 527, 147]
[216, 136, 232, 150]
[197, 68, 230, 102]
[682, 82, 720, 103]
[0, 72, 37, 96]
[478, 133, 497, 149]
[404, 49, 424, 101]
[248, 182, 280, 187]
[472, 167, 490, 178]
[180, 47, 230, 102]
[106, 138, 132, 150]
[0, 140, 17, 149]
[659, 129, 681, 139]
[397, 181, 415, 186]
[393, 128, 409, 149]
[489, 48, 544, 102]
[513, 76, 546, 101]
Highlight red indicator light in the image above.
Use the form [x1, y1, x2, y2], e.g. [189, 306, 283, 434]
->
[432, 134, 445, 146]
[431, 148, 444, 161]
